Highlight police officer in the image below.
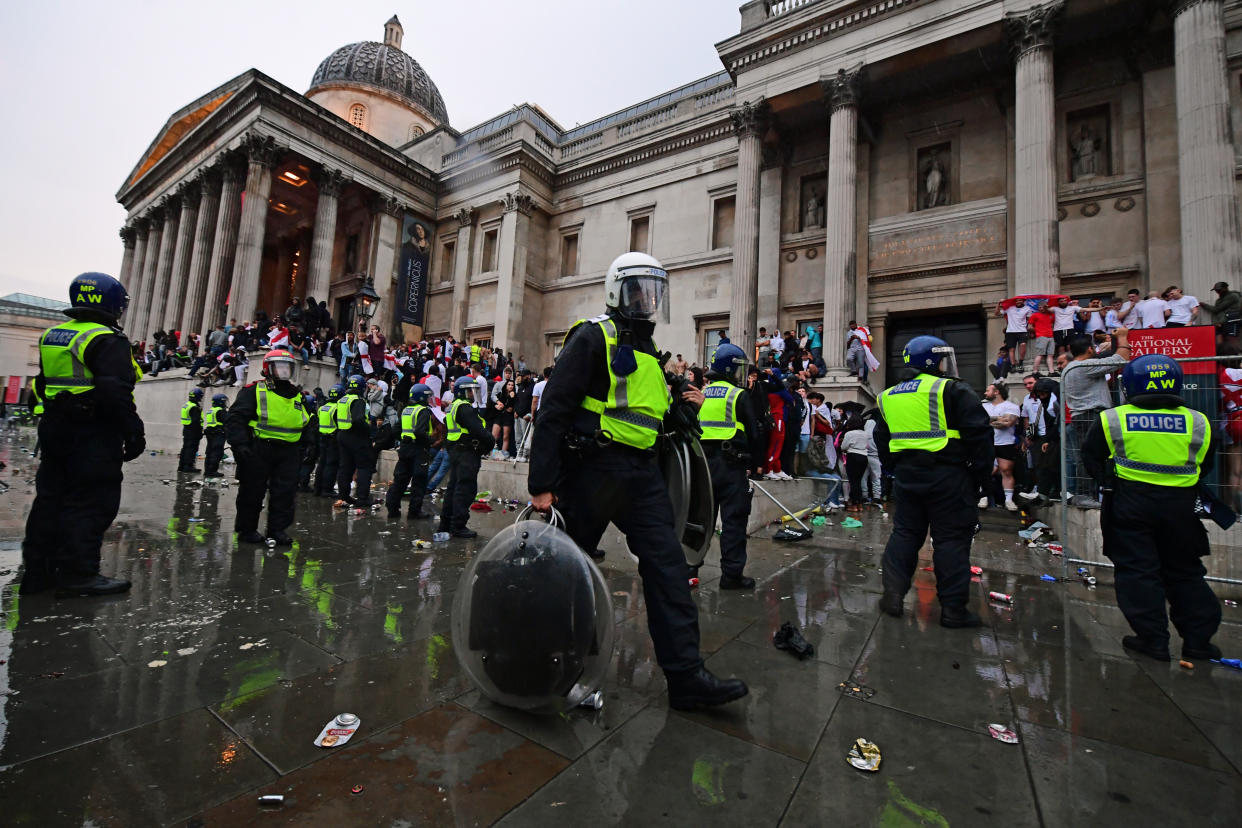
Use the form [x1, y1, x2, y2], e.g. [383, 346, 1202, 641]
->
[21, 272, 144, 596]
[439, 376, 495, 538]
[314, 384, 342, 497]
[296, 391, 320, 491]
[386, 383, 437, 520]
[875, 335, 993, 627]
[203, 393, 228, 478]
[178, 388, 204, 472]
[696, 342, 765, 589]
[335, 375, 376, 508]
[529, 252, 748, 710]
[1081, 355, 1222, 661]
[225, 348, 309, 545]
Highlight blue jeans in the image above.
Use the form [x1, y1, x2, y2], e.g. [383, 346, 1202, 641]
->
[810, 346, 825, 374]
[426, 448, 450, 492]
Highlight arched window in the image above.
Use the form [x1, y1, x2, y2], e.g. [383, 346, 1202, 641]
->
[349, 104, 367, 129]
[408, 124, 425, 141]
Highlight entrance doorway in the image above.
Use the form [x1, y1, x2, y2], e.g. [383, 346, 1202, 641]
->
[886, 310, 987, 391]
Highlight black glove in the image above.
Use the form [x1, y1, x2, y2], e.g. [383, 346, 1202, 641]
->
[122, 433, 146, 462]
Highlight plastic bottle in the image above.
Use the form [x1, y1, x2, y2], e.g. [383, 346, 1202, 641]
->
[432, 531, 450, 543]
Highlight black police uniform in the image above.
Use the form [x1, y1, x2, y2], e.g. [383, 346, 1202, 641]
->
[314, 412, 339, 498]
[439, 403, 494, 534]
[178, 402, 202, 472]
[1081, 393, 1221, 657]
[874, 370, 993, 616]
[297, 400, 319, 491]
[225, 381, 304, 541]
[22, 318, 144, 593]
[203, 404, 227, 477]
[386, 406, 435, 519]
[336, 396, 375, 507]
[698, 373, 765, 582]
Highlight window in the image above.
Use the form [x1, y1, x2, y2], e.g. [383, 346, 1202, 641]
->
[701, 327, 726, 368]
[408, 124, 425, 142]
[629, 215, 650, 254]
[440, 241, 456, 283]
[560, 233, 579, 276]
[481, 228, 499, 272]
[349, 104, 367, 129]
[711, 196, 735, 250]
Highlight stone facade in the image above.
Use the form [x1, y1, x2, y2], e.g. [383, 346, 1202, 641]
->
[115, 4, 1242, 392]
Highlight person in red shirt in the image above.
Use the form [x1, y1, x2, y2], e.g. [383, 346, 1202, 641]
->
[1029, 301, 1055, 375]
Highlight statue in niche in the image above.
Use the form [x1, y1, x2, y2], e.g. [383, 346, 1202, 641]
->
[919, 147, 949, 210]
[803, 189, 822, 231]
[1071, 124, 1100, 180]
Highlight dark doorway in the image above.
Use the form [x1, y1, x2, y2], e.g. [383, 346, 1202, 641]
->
[886, 310, 987, 392]
[335, 298, 356, 338]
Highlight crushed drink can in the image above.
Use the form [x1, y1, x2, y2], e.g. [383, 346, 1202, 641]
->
[578, 690, 604, 710]
[688, 577, 700, 588]
[970, 565, 983, 576]
[413, 540, 431, 549]
[846, 738, 882, 772]
[988, 723, 1020, 744]
[989, 591, 1013, 603]
[258, 795, 284, 806]
[314, 713, 360, 748]
[1046, 543, 1063, 555]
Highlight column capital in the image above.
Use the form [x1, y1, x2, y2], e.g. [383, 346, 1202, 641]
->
[217, 155, 243, 184]
[313, 166, 347, 197]
[158, 193, 180, 218]
[454, 205, 476, 228]
[196, 163, 223, 191]
[240, 131, 279, 168]
[502, 191, 534, 216]
[1168, 0, 1219, 17]
[821, 66, 864, 112]
[120, 225, 137, 247]
[1004, 1, 1065, 59]
[374, 194, 406, 217]
[133, 217, 150, 238]
[729, 98, 770, 139]
[178, 178, 202, 207]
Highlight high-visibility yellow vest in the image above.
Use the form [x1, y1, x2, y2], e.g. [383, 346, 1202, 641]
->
[446, 398, 469, 443]
[470, 344, 480, 364]
[335, 394, 360, 431]
[401, 404, 435, 441]
[31, 383, 43, 415]
[1102, 404, 1210, 487]
[204, 407, 223, 429]
[37, 320, 115, 399]
[878, 373, 961, 453]
[249, 384, 308, 442]
[318, 401, 337, 435]
[181, 401, 198, 426]
[572, 316, 670, 450]
[698, 380, 745, 442]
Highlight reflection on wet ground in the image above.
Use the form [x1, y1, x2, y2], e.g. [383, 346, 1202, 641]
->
[0, 434, 1239, 825]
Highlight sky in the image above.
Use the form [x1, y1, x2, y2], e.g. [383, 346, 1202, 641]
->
[0, 0, 740, 301]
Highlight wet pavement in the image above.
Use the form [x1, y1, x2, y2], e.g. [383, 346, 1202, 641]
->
[0, 433, 1239, 826]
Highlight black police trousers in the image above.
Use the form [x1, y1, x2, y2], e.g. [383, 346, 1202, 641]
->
[1102, 481, 1220, 650]
[336, 433, 375, 506]
[203, 430, 227, 476]
[23, 417, 123, 583]
[706, 451, 751, 579]
[558, 447, 702, 674]
[235, 440, 300, 536]
[386, 440, 430, 517]
[881, 462, 976, 609]
[439, 448, 481, 531]
[315, 434, 338, 496]
[298, 437, 318, 488]
[178, 425, 202, 471]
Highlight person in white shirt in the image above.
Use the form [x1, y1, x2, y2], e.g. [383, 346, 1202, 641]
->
[1116, 288, 1143, 326]
[1052, 297, 1078, 355]
[1163, 286, 1199, 327]
[1137, 292, 1169, 329]
[860, 412, 883, 503]
[1079, 298, 1107, 334]
[995, 300, 1032, 368]
[768, 331, 785, 365]
[1018, 373, 1055, 496]
[1103, 297, 1124, 333]
[981, 383, 1022, 511]
[530, 367, 549, 420]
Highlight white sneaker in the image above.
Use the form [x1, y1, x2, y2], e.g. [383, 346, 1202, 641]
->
[763, 472, 781, 480]
[977, 497, 989, 509]
[1005, 499, 1018, 512]
[1017, 491, 1040, 502]
[778, 472, 794, 481]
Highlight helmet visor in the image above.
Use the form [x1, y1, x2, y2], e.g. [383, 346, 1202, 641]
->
[618, 274, 669, 325]
[270, 360, 294, 381]
[725, 357, 747, 387]
[931, 345, 958, 378]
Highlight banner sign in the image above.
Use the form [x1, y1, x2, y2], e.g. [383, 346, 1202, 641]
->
[1127, 325, 1216, 374]
[4, 376, 20, 404]
[396, 214, 431, 327]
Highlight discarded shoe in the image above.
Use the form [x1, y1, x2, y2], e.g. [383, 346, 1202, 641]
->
[56, 574, 132, 597]
[666, 666, 749, 710]
[940, 607, 983, 628]
[878, 590, 904, 618]
[1182, 642, 1222, 661]
[773, 622, 815, 659]
[719, 574, 756, 590]
[1123, 635, 1171, 662]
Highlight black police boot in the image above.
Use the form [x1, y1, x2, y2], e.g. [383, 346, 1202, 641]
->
[666, 666, 749, 711]
[56, 574, 132, 598]
[267, 531, 294, 547]
[1123, 635, 1172, 662]
[719, 574, 756, 590]
[878, 590, 904, 618]
[1182, 642, 1222, 661]
[940, 606, 983, 628]
[238, 530, 267, 544]
[452, 528, 478, 539]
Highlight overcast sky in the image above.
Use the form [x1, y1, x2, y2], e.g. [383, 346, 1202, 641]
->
[0, 0, 739, 301]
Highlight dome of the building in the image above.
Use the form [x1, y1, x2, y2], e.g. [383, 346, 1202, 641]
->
[308, 19, 448, 125]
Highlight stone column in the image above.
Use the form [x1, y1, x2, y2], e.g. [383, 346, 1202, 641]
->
[132, 206, 164, 339]
[164, 180, 200, 333]
[729, 99, 769, 350]
[756, 142, 787, 335]
[1172, 0, 1242, 308]
[368, 195, 403, 337]
[307, 167, 345, 307]
[495, 191, 535, 353]
[202, 162, 243, 329]
[118, 226, 137, 286]
[228, 133, 278, 323]
[124, 221, 149, 331]
[1005, 1, 1064, 296]
[821, 67, 863, 372]
[180, 168, 221, 337]
[450, 206, 475, 337]
[150, 196, 181, 334]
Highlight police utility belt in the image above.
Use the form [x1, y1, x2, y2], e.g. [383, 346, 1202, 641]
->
[563, 428, 658, 461]
[700, 438, 751, 466]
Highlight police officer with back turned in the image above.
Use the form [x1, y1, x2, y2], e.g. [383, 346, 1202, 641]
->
[529, 251, 748, 710]
[314, 384, 342, 497]
[226, 348, 309, 545]
[1081, 354, 1222, 662]
[387, 383, 437, 520]
[22, 272, 144, 596]
[335, 374, 376, 508]
[203, 393, 228, 478]
[178, 388, 204, 472]
[875, 335, 993, 627]
[697, 342, 765, 589]
[439, 376, 495, 538]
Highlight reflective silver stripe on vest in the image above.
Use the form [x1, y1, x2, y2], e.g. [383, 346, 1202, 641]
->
[604, 408, 660, 430]
[256, 388, 303, 434]
[1103, 408, 1206, 475]
[927, 378, 945, 431]
[599, 318, 628, 409]
[890, 430, 949, 440]
[700, 387, 740, 429]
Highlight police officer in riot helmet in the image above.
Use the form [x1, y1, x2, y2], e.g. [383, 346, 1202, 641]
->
[1081, 355, 1222, 661]
[696, 342, 765, 588]
[225, 349, 309, 546]
[529, 251, 749, 710]
[314, 384, 343, 497]
[21, 272, 144, 596]
[875, 335, 993, 627]
[387, 383, 437, 520]
[178, 387, 204, 473]
[439, 375, 495, 537]
[335, 374, 376, 508]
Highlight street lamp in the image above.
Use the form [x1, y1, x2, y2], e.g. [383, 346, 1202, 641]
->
[354, 275, 381, 326]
